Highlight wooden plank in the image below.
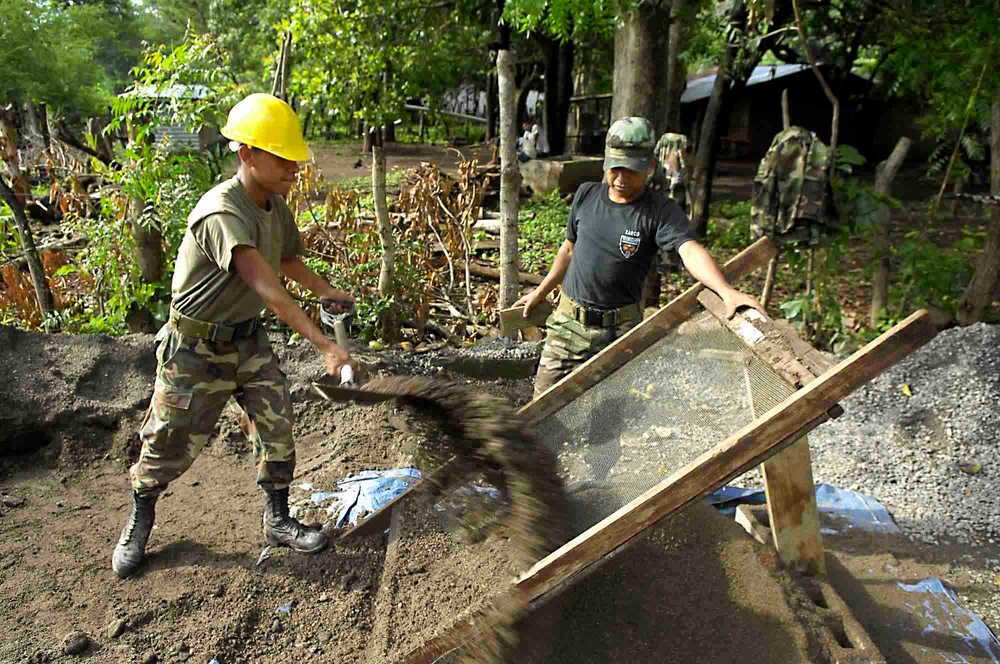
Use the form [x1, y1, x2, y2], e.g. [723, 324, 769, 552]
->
[698, 290, 816, 388]
[761, 437, 825, 574]
[699, 289, 827, 575]
[402, 310, 935, 662]
[519, 237, 778, 424]
[735, 504, 772, 546]
[498, 301, 553, 336]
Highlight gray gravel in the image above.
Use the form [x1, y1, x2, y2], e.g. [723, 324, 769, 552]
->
[742, 322, 1000, 547]
[368, 337, 543, 377]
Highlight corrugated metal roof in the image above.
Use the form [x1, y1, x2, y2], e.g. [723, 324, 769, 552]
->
[121, 84, 211, 100]
[155, 125, 201, 152]
[681, 64, 811, 104]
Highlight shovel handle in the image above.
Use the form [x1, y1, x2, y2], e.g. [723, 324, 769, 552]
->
[333, 319, 350, 349]
[333, 319, 355, 385]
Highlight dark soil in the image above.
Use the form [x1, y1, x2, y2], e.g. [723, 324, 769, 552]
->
[3, 325, 942, 664]
[0, 326, 534, 664]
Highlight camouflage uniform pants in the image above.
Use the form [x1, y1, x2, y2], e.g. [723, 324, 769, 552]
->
[130, 325, 295, 496]
[533, 310, 639, 399]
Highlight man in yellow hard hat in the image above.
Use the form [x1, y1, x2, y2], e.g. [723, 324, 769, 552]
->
[112, 93, 355, 578]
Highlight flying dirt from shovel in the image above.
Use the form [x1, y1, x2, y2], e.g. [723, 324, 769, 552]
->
[353, 376, 569, 663]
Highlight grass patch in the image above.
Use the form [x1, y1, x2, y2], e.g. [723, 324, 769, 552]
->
[518, 191, 569, 274]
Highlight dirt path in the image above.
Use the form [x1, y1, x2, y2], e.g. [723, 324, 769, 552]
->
[312, 142, 493, 185]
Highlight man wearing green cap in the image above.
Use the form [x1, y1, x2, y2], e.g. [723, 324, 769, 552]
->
[516, 117, 764, 398]
[111, 93, 357, 578]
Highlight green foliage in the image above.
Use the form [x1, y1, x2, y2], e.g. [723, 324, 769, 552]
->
[0, 0, 122, 113]
[890, 226, 983, 315]
[110, 30, 245, 145]
[518, 191, 569, 274]
[503, 0, 619, 42]
[289, 0, 491, 135]
[0, 201, 20, 260]
[142, 0, 289, 87]
[706, 200, 752, 250]
[335, 170, 404, 192]
[877, 0, 998, 182]
[57, 151, 214, 334]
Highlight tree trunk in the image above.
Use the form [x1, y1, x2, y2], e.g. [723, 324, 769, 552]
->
[486, 71, 499, 142]
[957, 92, 1000, 325]
[0, 107, 30, 208]
[373, 129, 393, 296]
[611, 3, 668, 121]
[271, 31, 292, 101]
[126, 121, 163, 284]
[781, 89, 791, 130]
[25, 100, 51, 154]
[538, 36, 575, 156]
[689, 69, 732, 236]
[383, 61, 396, 143]
[0, 176, 55, 318]
[497, 49, 522, 320]
[689, 0, 755, 236]
[372, 128, 397, 340]
[660, 0, 692, 134]
[869, 136, 911, 327]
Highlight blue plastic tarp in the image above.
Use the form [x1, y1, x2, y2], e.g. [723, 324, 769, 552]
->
[305, 468, 422, 528]
[706, 483, 900, 534]
[898, 578, 1000, 663]
[814, 483, 900, 534]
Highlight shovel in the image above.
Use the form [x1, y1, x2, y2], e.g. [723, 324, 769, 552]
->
[311, 300, 412, 405]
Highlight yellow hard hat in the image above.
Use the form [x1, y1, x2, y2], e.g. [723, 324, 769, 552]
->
[221, 93, 312, 162]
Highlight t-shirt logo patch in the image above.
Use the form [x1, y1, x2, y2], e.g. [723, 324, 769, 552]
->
[619, 230, 641, 258]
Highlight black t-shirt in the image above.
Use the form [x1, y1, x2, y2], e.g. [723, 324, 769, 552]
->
[563, 182, 695, 309]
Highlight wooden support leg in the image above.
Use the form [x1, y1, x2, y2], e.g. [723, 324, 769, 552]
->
[744, 361, 824, 576]
[761, 438, 825, 576]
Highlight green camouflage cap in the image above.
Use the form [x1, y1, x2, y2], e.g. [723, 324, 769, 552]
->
[604, 117, 655, 172]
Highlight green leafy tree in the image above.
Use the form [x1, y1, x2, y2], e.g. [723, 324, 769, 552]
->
[0, 0, 118, 114]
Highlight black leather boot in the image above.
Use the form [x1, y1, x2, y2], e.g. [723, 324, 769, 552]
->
[112, 491, 157, 578]
[263, 488, 328, 554]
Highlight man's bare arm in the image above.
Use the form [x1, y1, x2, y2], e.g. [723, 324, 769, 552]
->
[232, 247, 352, 375]
[514, 239, 574, 316]
[677, 240, 765, 319]
[279, 255, 353, 302]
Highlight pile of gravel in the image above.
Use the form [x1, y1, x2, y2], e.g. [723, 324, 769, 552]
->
[746, 323, 1000, 546]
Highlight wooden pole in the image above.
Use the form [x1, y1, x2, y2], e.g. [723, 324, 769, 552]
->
[781, 89, 791, 130]
[497, 48, 522, 317]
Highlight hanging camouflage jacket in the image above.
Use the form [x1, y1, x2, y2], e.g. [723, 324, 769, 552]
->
[750, 127, 837, 246]
[652, 133, 690, 213]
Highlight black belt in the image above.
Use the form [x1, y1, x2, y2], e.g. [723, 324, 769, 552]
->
[557, 296, 641, 328]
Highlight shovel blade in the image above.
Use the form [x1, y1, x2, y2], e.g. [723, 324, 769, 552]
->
[311, 379, 405, 405]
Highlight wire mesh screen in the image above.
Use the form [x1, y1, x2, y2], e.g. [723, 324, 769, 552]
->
[534, 310, 796, 538]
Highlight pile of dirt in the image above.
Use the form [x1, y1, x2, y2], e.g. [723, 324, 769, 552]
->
[509, 502, 850, 664]
[0, 328, 538, 663]
[0, 325, 155, 461]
